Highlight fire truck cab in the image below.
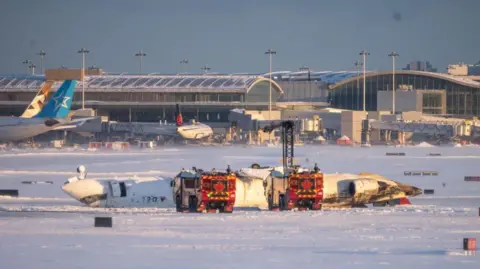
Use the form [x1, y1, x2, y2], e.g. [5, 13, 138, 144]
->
[264, 164, 323, 211]
[172, 167, 237, 213]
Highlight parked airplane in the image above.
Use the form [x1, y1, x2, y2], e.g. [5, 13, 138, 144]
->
[0, 80, 93, 142]
[174, 104, 214, 140]
[61, 165, 422, 209]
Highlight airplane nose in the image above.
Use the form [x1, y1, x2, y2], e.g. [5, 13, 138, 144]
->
[412, 186, 423, 196]
[176, 126, 186, 136]
[395, 182, 423, 197]
[61, 179, 107, 206]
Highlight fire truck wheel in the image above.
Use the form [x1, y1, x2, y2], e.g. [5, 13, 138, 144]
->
[268, 195, 273, 211]
[219, 207, 233, 213]
[175, 195, 182, 212]
[188, 196, 198, 212]
[279, 194, 287, 211]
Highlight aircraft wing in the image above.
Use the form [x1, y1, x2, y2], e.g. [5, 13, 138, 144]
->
[52, 117, 97, 130]
[369, 193, 407, 203]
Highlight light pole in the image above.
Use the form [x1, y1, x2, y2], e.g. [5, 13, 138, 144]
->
[299, 65, 311, 102]
[201, 65, 210, 74]
[265, 49, 276, 120]
[180, 59, 188, 74]
[388, 51, 399, 114]
[29, 63, 36, 75]
[354, 61, 363, 110]
[22, 60, 31, 74]
[135, 51, 146, 74]
[37, 50, 46, 74]
[359, 50, 370, 112]
[78, 48, 89, 110]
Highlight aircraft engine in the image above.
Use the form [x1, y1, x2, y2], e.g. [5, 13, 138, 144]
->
[348, 179, 380, 197]
[44, 119, 60, 127]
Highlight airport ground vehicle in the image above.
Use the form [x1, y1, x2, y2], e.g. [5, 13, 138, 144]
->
[264, 164, 323, 211]
[172, 167, 237, 213]
[262, 120, 324, 211]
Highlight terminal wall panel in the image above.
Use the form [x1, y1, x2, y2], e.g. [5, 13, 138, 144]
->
[377, 90, 419, 112]
[341, 111, 366, 143]
[401, 111, 423, 121]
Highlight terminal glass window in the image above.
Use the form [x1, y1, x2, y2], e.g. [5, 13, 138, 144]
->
[122, 78, 139, 87]
[189, 78, 206, 87]
[8, 79, 23, 87]
[200, 78, 217, 87]
[176, 78, 195, 87]
[87, 78, 103, 87]
[329, 74, 480, 117]
[99, 78, 117, 87]
[165, 78, 183, 87]
[29, 80, 44, 88]
[145, 78, 162, 87]
[132, 78, 150, 87]
[156, 78, 173, 87]
[110, 78, 129, 87]
[18, 79, 34, 87]
[211, 79, 229, 87]
[423, 93, 442, 108]
[0, 78, 13, 87]
[222, 78, 236, 87]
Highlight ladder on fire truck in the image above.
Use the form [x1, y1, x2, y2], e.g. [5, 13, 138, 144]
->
[262, 120, 295, 209]
[263, 120, 324, 211]
[262, 120, 295, 173]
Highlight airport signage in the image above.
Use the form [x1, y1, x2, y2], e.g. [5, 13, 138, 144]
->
[423, 189, 435, 195]
[464, 176, 480, 182]
[404, 171, 439, 176]
[386, 152, 406, 156]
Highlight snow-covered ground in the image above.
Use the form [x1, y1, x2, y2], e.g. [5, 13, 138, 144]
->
[0, 145, 479, 268]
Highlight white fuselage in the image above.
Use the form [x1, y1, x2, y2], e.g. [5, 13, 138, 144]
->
[177, 122, 213, 140]
[62, 177, 175, 208]
[61, 170, 419, 209]
[0, 117, 64, 142]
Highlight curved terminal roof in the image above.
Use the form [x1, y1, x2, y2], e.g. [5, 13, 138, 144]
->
[330, 70, 480, 89]
[0, 75, 45, 90]
[262, 71, 370, 84]
[263, 70, 480, 88]
[0, 74, 283, 94]
[1, 70, 478, 93]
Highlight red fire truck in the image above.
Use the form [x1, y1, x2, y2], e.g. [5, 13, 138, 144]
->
[261, 120, 324, 211]
[286, 167, 324, 210]
[265, 164, 324, 211]
[172, 167, 236, 213]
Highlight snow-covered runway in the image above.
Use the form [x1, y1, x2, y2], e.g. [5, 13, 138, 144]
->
[0, 145, 479, 268]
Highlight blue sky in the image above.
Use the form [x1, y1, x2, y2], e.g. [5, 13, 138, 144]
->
[0, 0, 478, 74]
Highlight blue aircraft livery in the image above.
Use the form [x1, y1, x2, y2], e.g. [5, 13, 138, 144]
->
[34, 80, 77, 119]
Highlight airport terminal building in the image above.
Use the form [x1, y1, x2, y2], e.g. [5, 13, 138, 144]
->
[0, 72, 283, 124]
[263, 70, 480, 118]
[326, 70, 480, 117]
[0, 69, 479, 127]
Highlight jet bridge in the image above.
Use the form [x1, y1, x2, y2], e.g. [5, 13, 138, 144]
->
[368, 120, 461, 137]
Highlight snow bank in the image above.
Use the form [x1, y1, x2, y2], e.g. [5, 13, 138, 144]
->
[416, 142, 434, 147]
